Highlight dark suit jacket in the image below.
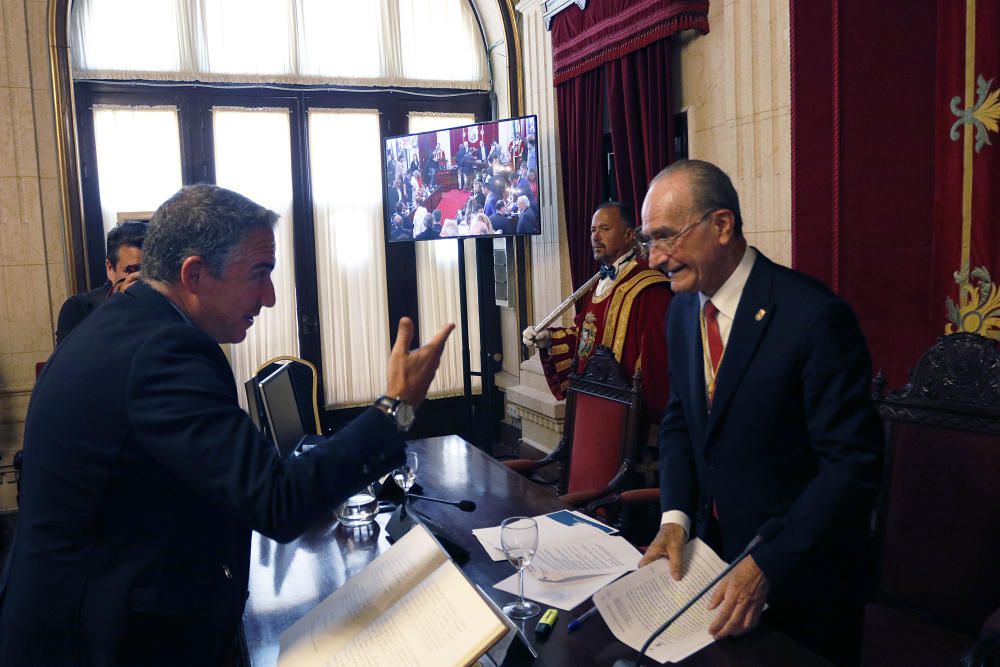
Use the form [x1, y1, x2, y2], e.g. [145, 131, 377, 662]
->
[415, 226, 441, 241]
[386, 186, 401, 214]
[659, 251, 881, 608]
[459, 153, 476, 174]
[0, 282, 404, 666]
[484, 192, 497, 216]
[55, 282, 110, 345]
[516, 208, 538, 234]
[490, 212, 514, 235]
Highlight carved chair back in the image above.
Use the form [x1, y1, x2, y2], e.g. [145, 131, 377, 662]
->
[559, 346, 642, 496]
[873, 332, 1000, 630]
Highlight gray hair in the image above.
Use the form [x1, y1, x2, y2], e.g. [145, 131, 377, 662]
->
[651, 159, 744, 236]
[142, 184, 278, 283]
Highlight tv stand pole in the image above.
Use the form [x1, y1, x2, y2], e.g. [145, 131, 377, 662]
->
[456, 241, 475, 444]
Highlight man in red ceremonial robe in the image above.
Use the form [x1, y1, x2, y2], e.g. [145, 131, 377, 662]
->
[522, 202, 671, 426]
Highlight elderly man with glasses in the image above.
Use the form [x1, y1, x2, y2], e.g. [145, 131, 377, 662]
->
[637, 159, 881, 666]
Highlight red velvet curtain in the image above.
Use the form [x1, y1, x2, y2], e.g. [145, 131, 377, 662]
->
[551, 0, 709, 85]
[790, 0, 939, 387]
[552, 0, 708, 290]
[932, 0, 1000, 343]
[607, 39, 675, 224]
[556, 68, 605, 291]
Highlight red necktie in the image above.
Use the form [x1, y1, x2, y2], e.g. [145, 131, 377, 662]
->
[704, 300, 724, 384]
[705, 300, 725, 521]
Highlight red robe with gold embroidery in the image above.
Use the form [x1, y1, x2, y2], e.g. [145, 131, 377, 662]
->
[539, 257, 671, 424]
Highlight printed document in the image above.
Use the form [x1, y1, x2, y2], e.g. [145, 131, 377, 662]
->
[593, 538, 728, 664]
[493, 533, 640, 610]
[473, 509, 617, 561]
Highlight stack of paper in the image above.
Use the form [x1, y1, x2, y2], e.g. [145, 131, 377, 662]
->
[476, 511, 642, 610]
[472, 509, 616, 559]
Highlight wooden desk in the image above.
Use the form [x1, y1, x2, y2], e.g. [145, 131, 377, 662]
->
[435, 168, 458, 190]
[242, 436, 830, 666]
[423, 188, 444, 213]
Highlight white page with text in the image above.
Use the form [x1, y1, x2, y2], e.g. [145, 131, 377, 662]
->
[593, 538, 728, 664]
[279, 525, 505, 667]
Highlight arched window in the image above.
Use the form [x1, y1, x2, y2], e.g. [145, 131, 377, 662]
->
[70, 0, 494, 413]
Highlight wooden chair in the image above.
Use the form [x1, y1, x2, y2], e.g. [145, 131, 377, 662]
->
[864, 332, 1000, 667]
[505, 346, 643, 514]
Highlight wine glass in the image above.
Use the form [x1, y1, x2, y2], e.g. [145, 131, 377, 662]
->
[500, 516, 540, 620]
[393, 450, 418, 494]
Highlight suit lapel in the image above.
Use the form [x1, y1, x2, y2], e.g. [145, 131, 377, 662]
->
[705, 255, 776, 441]
[684, 295, 709, 430]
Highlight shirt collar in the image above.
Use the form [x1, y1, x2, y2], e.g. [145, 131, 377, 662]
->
[699, 246, 757, 319]
[610, 250, 635, 274]
[168, 300, 193, 325]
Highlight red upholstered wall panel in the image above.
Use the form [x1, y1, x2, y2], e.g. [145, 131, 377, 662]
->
[791, 0, 938, 387]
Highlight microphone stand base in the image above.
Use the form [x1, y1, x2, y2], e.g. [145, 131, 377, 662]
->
[611, 660, 639, 667]
[385, 505, 471, 563]
[385, 504, 417, 543]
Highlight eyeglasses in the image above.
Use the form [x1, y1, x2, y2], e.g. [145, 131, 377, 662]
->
[638, 209, 716, 255]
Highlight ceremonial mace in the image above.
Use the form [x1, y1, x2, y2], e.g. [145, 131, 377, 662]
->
[531, 271, 601, 332]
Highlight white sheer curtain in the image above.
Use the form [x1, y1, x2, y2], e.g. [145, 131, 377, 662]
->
[298, 0, 388, 80]
[71, 0, 487, 88]
[309, 110, 389, 408]
[408, 112, 481, 398]
[212, 108, 299, 398]
[398, 0, 485, 84]
[91, 105, 183, 236]
[201, 0, 295, 76]
[70, 0, 186, 74]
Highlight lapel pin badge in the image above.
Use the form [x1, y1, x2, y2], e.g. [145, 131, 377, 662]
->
[755, 308, 766, 321]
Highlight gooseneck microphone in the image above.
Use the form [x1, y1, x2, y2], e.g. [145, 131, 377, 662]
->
[612, 518, 785, 667]
[408, 493, 477, 512]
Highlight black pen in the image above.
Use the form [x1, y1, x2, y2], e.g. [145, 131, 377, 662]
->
[567, 605, 598, 633]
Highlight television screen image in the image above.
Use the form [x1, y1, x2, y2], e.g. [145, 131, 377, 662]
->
[383, 114, 540, 243]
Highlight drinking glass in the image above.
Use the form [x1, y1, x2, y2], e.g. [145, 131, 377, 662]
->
[393, 450, 418, 494]
[500, 516, 540, 619]
[335, 483, 378, 528]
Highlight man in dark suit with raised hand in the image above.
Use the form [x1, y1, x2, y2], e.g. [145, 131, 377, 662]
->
[637, 160, 881, 665]
[0, 184, 454, 666]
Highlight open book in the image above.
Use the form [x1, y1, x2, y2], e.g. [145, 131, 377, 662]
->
[278, 523, 511, 667]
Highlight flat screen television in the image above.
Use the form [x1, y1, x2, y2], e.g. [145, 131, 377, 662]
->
[383, 114, 540, 243]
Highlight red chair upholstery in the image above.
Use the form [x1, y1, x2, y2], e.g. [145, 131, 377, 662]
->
[557, 348, 641, 509]
[863, 333, 1000, 667]
[504, 346, 642, 511]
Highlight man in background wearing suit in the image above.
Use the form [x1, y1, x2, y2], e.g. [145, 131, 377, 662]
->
[514, 194, 538, 234]
[638, 160, 881, 665]
[55, 220, 147, 345]
[455, 141, 469, 189]
[489, 200, 514, 235]
[0, 185, 453, 666]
